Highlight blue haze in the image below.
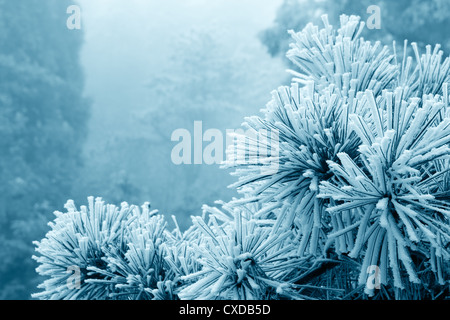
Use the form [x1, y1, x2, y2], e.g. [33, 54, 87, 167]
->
[1, 0, 449, 300]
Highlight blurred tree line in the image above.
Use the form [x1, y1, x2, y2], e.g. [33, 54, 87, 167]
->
[260, 0, 450, 63]
[0, 0, 89, 299]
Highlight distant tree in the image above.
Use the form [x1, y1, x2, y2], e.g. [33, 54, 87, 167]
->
[0, 0, 90, 299]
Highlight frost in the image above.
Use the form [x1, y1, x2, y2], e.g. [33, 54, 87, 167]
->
[33, 13, 450, 300]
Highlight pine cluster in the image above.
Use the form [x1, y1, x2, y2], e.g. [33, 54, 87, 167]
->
[33, 15, 450, 300]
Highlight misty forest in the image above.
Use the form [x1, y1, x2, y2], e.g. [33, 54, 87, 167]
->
[1, 0, 450, 300]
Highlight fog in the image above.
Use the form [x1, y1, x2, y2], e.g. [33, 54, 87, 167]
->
[73, 0, 286, 229]
[79, 0, 283, 142]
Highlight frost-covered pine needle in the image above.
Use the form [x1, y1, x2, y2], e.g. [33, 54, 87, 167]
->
[318, 89, 450, 291]
[32, 197, 134, 300]
[223, 81, 363, 257]
[287, 14, 399, 97]
[178, 205, 310, 300]
[33, 12, 450, 300]
[88, 206, 173, 300]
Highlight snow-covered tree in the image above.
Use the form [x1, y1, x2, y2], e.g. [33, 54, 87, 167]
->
[33, 13, 450, 300]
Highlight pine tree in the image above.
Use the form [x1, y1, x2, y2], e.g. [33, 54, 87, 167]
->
[33, 14, 450, 300]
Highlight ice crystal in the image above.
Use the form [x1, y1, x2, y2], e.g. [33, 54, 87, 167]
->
[287, 15, 398, 97]
[178, 204, 310, 300]
[223, 80, 368, 256]
[32, 197, 134, 299]
[86, 206, 173, 300]
[33, 198, 182, 300]
[318, 89, 450, 292]
[224, 14, 450, 296]
[400, 42, 450, 99]
[224, 13, 401, 257]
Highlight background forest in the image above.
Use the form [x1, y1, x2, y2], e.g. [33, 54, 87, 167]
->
[1, 0, 449, 299]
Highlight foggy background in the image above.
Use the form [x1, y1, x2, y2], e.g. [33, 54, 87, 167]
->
[74, 0, 286, 231]
[1, 0, 449, 300]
